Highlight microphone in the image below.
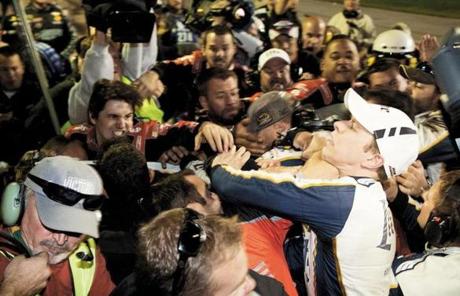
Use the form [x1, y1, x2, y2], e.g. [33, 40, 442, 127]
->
[76, 241, 94, 262]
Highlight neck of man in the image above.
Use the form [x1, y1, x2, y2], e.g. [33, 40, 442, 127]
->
[299, 152, 340, 179]
[94, 131, 106, 150]
[338, 164, 379, 180]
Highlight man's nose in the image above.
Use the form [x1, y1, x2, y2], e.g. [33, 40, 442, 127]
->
[226, 95, 239, 106]
[52, 233, 68, 246]
[310, 36, 319, 43]
[215, 49, 224, 58]
[337, 57, 348, 65]
[116, 117, 127, 128]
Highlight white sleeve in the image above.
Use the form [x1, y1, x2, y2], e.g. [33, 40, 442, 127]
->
[328, 13, 350, 36]
[68, 43, 114, 124]
[121, 24, 158, 81]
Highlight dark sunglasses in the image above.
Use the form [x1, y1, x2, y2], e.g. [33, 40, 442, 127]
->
[27, 174, 104, 211]
[416, 61, 434, 76]
[171, 208, 206, 294]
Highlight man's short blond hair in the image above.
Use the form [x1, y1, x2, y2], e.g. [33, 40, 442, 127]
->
[137, 209, 241, 295]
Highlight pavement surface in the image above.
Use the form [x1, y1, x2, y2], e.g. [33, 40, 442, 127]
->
[297, 0, 459, 41]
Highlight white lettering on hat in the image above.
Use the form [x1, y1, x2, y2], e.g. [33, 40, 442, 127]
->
[63, 176, 93, 193]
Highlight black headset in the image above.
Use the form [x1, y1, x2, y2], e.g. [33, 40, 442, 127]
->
[424, 214, 455, 247]
[424, 181, 460, 247]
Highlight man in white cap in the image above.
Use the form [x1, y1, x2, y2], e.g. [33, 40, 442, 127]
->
[210, 88, 419, 295]
[258, 48, 293, 93]
[0, 156, 114, 295]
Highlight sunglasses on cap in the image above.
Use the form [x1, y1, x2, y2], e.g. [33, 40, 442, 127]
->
[27, 174, 104, 211]
[172, 208, 206, 294]
[416, 61, 434, 76]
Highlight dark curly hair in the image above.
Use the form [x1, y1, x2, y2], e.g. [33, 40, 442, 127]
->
[88, 79, 142, 121]
[97, 139, 150, 231]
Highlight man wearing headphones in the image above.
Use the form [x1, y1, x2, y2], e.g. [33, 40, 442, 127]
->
[0, 156, 114, 295]
[391, 170, 460, 296]
[112, 208, 257, 295]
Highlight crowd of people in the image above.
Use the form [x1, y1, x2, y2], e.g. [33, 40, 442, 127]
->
[0, 0, 459, 295]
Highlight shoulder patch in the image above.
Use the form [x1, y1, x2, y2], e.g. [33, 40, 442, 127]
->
[394, 253, 430, 275]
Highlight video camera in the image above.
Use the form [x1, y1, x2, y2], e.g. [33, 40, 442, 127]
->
[82, 0, 157, 43]
[184, 0, 254, 33]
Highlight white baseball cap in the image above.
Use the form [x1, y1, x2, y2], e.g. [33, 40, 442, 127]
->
[258, 48, 291, 71]
[344, 88, 419, 177]
[24, 156, 104, 238]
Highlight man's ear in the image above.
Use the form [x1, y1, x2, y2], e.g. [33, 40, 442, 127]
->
[89, 112, 97, 125]
[199, 96, 209, 109]
[362, 153, 384, 170]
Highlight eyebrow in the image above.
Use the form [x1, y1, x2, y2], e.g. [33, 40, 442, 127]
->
[216, 87, 239, 93]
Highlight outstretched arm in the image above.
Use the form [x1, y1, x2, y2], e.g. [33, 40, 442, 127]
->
[210, 147, 355, 238]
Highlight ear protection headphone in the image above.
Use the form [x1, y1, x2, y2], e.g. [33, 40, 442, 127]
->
[424, 213, 455, 247]
[424, 181, 460, 247]
[1, 182, 25, 227]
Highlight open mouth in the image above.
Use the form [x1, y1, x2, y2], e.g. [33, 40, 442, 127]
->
[113, 130, 126, 137]
[271, 82, 285, 90]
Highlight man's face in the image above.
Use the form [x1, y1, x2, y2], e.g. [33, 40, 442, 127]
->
[408, 81, 437, 114]
[0, 54, 25, 91]
[210, 245, 256, 296]
[322, 118, 375, 168]
[203, 33, 236, 69]
[271, 35, 299, 63]
[257, 121, 290, 148]
[90, 100, 134, 145]
[200, 77, 241, 125]
[260, 58, 293, 92]
[185, 175, 223, 215]
[21, 195, 84, 265]
[369, 68, 408, 93]
[321, 39, 360, 83]
[302, 19, 326, 54]
[418, 181, 442, 228]
[344, 0, 360, 10]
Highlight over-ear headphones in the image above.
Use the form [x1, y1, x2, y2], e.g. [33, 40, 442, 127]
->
[424, 213, 455, 247]
[1, 182, 25, 226]
[1, 150, 45, 226]
[425, 179, 460, 247]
